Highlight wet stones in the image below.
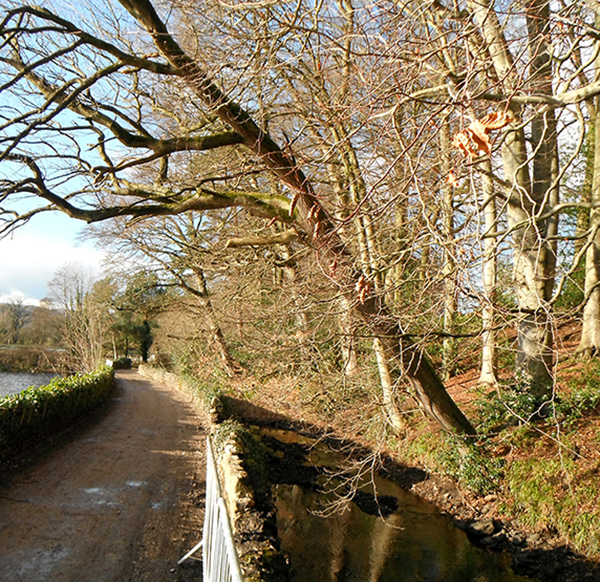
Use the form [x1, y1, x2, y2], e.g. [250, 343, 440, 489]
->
[466, 518, 496, 538]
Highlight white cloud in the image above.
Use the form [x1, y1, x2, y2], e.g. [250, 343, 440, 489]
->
[0, 233, 106, 303]
[0, 291, 39, 307]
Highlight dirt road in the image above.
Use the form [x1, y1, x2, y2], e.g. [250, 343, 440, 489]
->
[0, 370, 208, 582]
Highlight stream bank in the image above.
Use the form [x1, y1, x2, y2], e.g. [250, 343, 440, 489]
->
[216, 395, 600, 581]
[212, 421, 533, 581]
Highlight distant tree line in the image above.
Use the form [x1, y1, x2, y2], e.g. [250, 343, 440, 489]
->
[0, 264, 166, 373]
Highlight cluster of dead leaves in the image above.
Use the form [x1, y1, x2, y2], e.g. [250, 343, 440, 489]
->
[451, 111, 515, 158]
[355, 274, 371, 304]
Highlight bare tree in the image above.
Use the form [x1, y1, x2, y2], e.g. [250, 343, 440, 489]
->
[91, 213, 240, 374]
[2, 296, 29, 344]
[7, 0, 599, 430]
[48, 263, 108, 372]
[0, 0, 475, 433]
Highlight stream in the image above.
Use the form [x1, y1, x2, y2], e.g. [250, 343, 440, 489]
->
[262, 428, 534, 582]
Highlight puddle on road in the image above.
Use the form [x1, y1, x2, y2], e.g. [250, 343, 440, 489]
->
[16, 544, 70, 578]
[81, 486, 120, 508]
[138, 428, 156, 436]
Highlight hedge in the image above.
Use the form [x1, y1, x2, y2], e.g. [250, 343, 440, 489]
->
[0, 365, 115, 457]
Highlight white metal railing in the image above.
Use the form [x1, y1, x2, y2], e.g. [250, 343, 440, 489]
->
[178, 436, 244, 582]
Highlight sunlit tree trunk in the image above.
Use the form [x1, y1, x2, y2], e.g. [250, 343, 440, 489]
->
[192, 267, 238, 376]
[578, 103, 600, 357]
[372, 337, 406, 431]
[338, 295, 359, 377]
[440, 124, 457, 380]
[479, 163, 498, 386]
[578, 11, 600, 358]
[469, 0, 558, 397]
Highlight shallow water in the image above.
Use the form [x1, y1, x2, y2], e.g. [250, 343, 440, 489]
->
[0, 372, 59, 398]
[265, 429, 534, 582]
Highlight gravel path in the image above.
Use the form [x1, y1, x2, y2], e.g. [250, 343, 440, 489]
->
[0, 370, 208, 582]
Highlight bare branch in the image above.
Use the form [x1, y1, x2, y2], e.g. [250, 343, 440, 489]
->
[225, 230, 299, 248]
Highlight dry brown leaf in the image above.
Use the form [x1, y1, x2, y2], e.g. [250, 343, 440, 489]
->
[479, 111, 515, 130]
[451, 132, 478, 157]
[468, 120, 492, 155]
[355, 274, 371, 304]
[447, 170, 460, 187]
[453, 111, 515, 158]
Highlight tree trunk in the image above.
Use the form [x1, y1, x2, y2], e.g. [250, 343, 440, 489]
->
[193, 268, 238, 376]
[278, 245, 316, 366]
[440, 124, 457, 380]
[355, 296, 475, 435]
[372, 337, 406, 431]
[119, 0, 476, 436]
[469, 0, 558, 397]
[578, 99, 600, 356]
[578, 11, 600, 358]
[479, 163, 498, 386]
[338, 296, 358, 377]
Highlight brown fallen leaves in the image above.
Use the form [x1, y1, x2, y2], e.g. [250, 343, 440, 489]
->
[355, 274, 371, 304]
[452, 111, 514, 158]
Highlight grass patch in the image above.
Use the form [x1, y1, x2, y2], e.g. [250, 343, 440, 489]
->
[505, 457, 600, 557]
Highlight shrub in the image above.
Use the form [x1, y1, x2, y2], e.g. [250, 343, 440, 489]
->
[112, 357, 132, 369]
[0, 365, 114, 457]
[556, 359, 600, 426]
[476, 385, 549, 433]
[438, 436, 504, 496]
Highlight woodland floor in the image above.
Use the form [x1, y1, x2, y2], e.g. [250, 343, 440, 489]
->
[0, 370, 207, 582]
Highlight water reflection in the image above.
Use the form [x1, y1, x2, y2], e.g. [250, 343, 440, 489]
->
[268, 430, 534, 582]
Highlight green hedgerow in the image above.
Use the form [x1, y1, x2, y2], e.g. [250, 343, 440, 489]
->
[0, 365, 114, 456]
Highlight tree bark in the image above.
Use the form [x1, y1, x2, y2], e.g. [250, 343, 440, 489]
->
[578, 103, 600, 356]
[578, 11, 600, 358]
[372, 337, 407, 431]
[440, 124, 457, 380]
[338, 296, 359, 377]
[193, 268, 238, 376]
[469, 0, 558, 397]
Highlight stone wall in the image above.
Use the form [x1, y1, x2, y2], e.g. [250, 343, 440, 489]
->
[137, 365, 286, 581]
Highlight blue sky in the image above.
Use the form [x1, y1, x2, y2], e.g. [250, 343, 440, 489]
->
[0, 212, 106, 305]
